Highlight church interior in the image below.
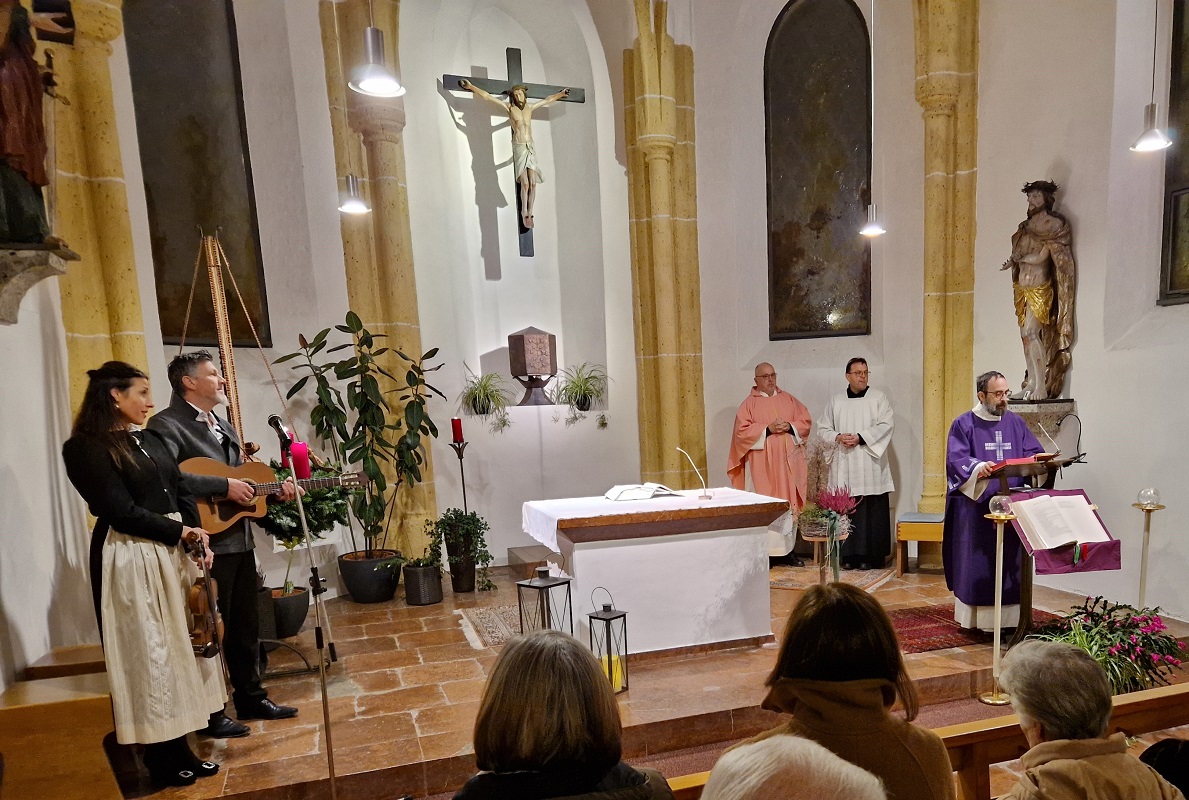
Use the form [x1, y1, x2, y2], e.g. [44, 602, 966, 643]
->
[3, 0, 1189, 798]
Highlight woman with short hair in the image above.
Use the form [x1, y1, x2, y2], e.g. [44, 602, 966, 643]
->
[701, 735, 886, 800]
[743, 583, 955, 800]
[1000, 640, 1184, 799]
[453, 629, 674, 800]
[62, 362, 225, 787]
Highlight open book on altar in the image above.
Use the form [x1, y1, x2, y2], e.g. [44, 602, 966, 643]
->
[604, 483, 681, 501]
[1008, 489, 1121, 575]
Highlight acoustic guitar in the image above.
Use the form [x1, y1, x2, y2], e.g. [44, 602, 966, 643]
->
[180, 457, 364, 534]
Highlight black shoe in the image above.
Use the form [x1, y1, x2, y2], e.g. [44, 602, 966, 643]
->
[236, 698, 298, 721]
[147, 766, 197, 787]
[200, 711, 250, 738]
[858, 562, 872, 570]
[791, 555, 806, 567]
[178, 742, 220, 777]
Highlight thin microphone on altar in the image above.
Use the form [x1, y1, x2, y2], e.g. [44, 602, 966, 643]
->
[676, 447, 713, 500]
[1036, 421, 1061, 456]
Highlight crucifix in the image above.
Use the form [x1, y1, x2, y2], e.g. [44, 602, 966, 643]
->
[445, 48, 585, 257]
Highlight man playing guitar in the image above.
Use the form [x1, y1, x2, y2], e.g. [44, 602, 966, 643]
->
[149, 350, 299, 738]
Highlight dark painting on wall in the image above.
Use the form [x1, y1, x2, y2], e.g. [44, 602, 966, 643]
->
[1162, 0, 1189, 304]
[766, 0, 871, 339]
[124, 0, 270, 346]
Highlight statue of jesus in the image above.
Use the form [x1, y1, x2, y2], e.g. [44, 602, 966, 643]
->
[458, 79, 569, 229]
[1000, 180, 1076, 400]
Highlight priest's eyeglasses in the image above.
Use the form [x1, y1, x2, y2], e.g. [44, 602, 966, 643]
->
[985, 390, 1010, 399]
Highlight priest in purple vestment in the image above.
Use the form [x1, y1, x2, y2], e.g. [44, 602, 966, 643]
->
[943, 371, 1043, 631]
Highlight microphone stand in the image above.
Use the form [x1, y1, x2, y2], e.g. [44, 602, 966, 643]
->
[277, 434, 339, 800]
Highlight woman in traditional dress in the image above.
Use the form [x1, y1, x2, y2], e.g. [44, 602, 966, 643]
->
[62, 361, 225, 787]
[453, 629, 674, 800]
[741, 583, 954, 800]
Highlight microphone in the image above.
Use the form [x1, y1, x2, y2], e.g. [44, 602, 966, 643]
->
[676, 447, 713, 500]
[268, 414, 293, 452]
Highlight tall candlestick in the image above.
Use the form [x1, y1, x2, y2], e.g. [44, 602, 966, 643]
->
[451, 417, 464, 444]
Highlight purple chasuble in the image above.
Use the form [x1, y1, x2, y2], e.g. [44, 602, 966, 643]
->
[942, 411, 1043, 608]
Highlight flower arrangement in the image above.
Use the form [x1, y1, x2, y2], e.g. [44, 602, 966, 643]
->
[1031, 595, 1184, 695]
[800, 485, 856, 583]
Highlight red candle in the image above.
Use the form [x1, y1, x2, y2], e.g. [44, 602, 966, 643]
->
[290, 441, 311, 479]
[451, 417, 464, 444]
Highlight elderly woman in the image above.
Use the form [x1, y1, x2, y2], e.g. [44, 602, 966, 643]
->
[999, 640, 1184, 799]
[702, 735, 886, 800]
[744, 583, 955, 800]
[452, 629, 673, 800]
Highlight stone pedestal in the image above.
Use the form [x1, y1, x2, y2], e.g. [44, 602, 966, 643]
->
[0, 246, 78, 324]
[1008, 398, 1079, 455]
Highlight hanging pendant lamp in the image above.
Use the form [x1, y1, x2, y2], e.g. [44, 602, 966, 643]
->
[338, 174, 370, 215]
[861, 0, 885, 236]
[1131, 1, 1172, 152]
[348, 1, 404, 98]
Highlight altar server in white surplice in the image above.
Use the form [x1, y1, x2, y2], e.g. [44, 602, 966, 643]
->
[816, 358, 895, 570]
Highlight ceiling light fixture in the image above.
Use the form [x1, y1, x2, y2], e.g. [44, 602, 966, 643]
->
[1131, 1, 1172, 152]
[861, 0, 885, 237]
[348, 0, 405, 98]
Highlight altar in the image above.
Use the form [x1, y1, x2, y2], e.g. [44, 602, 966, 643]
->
[522, 489, 788, 654]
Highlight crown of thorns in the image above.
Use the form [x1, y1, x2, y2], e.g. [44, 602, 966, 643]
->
[1022, 180, 1059, 195]
[506, 84, 529, 95]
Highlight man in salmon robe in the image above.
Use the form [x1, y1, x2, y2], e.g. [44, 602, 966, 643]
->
[728, 364, 813, 559]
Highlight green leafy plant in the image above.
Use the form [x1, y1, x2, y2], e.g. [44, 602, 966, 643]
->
[257, 460, 349, 594]
[552, 362, 609, 424]
[275, 311, 444, 558]
[460, 366, 513, 433]
[431, 508, 495, 591]
[1031, 596, 1185, 694]
[405, 520, 444, 569]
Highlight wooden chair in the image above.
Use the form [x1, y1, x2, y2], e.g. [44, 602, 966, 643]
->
[895, 511, 945, 576]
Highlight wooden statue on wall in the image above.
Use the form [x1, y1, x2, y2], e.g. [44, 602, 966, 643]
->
[0, 0, 77, 324]
[445, 48, 585, 257]
[1001, 180, 1076, 401]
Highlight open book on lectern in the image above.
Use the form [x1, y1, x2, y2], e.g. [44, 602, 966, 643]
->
[1008, 489, 1122, 575]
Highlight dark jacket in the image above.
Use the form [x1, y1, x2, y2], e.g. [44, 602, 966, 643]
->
[452, 762, 674, 800]
[62, 429, 196, 628]
[147, 394, 252, 554]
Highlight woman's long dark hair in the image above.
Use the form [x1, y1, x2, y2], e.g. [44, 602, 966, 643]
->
[767, 582, 919, 720]
[71, 361, 148, 467]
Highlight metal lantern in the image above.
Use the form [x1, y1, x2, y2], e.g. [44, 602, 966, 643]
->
[507, 326, 557, 406]
[588, 602, 628, 693]
[517, 566, 573, 634]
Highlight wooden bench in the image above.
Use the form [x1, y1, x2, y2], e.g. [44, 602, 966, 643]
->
[896, 512, 944, 576]
[668, 681, 1189, 800]
[0, 672, 120, 799]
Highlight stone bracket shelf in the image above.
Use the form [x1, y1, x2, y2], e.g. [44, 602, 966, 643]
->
[0, 243, 80, 325]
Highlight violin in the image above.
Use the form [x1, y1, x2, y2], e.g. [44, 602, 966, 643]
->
[187, 541, 224, 659]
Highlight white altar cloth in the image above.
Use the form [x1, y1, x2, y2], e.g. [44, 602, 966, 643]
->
[522, 489, 787, 654]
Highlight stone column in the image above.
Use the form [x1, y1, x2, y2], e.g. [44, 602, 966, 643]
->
[625, 0, 707, 488]
[52, 0, 148, 407]
[913, 0, 978, 564]
[320, 0, 436, 555]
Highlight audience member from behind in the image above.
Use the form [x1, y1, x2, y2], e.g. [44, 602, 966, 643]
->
[1141, 739, 1189, 796]
[1000, 640, 1185, 799]
[702, 735, 886, 800]
[746, 583, 955, 800]
[453, 630, 674, 800]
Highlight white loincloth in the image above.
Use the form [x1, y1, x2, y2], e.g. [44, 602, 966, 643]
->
[512, 141, 544, 184]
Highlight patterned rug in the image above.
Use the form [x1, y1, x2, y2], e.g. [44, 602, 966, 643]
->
[890, 602, 1059, 655]
[457, 605, 521, 648]
[769, 564, 895, 592]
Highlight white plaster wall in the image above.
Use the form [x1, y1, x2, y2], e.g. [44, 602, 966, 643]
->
[0, 283, 90, 691]
[976, 0, 1189, 618]
[693, 0, 926, 519]
[401, 0, 639, 564]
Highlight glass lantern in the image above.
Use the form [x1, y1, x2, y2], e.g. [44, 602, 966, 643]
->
[1136, 488, 1162, 509]
[588, 603, 628, 694]
[988, 495, 1013, 518]
[517, 566, 573, 635]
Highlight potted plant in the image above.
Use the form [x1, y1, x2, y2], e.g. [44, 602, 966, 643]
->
[553, 362, 609, 424]
[431, 508, 495, 592]
[460, 365, 513, 433]
[276, 311, 444, 604]
[402, 522, 444, 606]
[1031, 596, 1184, 694]
[256, 461, 349, 636]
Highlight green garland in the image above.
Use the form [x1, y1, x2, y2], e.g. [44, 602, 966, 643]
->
[258, 460, 350, 547]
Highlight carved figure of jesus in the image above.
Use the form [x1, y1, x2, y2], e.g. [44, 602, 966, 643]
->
[1000, 180, 1076, 401]
[458, 79, 569, 229]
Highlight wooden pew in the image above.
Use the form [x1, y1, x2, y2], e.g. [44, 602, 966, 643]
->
[668, 682, 1189, 800]
[0, 672, 121, 799]
[23, 644, 106, 681]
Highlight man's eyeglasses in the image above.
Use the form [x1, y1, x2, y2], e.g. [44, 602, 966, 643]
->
[985, 390, 1010, 399]
[756, 373, 776, 379]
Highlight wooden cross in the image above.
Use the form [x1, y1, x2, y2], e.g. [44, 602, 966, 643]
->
[445, 48, 585, 257]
